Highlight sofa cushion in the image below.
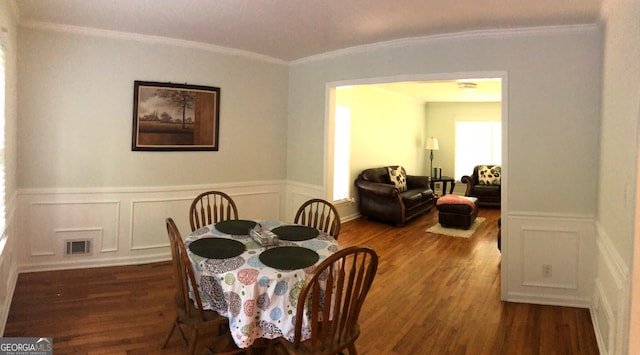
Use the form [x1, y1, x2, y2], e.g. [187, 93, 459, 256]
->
[478, 165, 501, 185]
[387, 166, 407, 192]
[473, 184, 500, 197]
[436, 194, 477, 208]
[399, 189, 425, 209]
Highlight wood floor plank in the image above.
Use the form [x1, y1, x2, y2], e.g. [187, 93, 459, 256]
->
[3, 207, 599, 354]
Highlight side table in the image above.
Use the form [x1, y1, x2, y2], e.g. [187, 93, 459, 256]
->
[430, 176, 456, 196]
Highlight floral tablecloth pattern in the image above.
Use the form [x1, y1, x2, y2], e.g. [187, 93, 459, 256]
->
[185, 220, 339, 348]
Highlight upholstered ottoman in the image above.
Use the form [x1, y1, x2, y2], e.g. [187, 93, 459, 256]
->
[436, 195, 479, 230]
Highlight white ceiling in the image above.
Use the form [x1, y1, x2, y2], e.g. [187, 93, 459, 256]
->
[15, 0, 603, 62]
[13, 0, 601, 103]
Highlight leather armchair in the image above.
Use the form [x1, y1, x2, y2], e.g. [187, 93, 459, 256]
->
[461, 165, 501, 207]
[354, 166, 435, 226]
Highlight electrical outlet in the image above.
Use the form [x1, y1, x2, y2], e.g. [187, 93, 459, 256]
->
[542, 264, 552, 278]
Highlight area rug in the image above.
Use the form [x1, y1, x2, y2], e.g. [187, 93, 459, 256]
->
[425, 217, 486, 238]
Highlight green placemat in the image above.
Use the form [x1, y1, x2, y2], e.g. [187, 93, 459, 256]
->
[188, 238, 246, 259]
[214, 219, 257, 235]
[271, 225, 319, 241]
[259, 246, 319, 270]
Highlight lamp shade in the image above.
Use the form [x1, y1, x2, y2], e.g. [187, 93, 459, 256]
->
[425, 137, 439, 150]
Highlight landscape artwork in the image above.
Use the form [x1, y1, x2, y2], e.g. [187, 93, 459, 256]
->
[132, 81, 220, 151]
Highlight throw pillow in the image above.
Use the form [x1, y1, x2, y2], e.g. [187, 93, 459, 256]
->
[387, 166, 407, 192]
[478, 165, 501, 185]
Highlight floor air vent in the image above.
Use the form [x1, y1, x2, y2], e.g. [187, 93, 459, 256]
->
[65, 240, 92, 256]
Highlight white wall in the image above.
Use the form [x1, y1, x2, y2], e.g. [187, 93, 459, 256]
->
[288, 28, 601, 215]
[17, 27, 289, 188]
[288, 26, 602, 309]
[592, 0, 640, 354]
[12, 27, 292, 273]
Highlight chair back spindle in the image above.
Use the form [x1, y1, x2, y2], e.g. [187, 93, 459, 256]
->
[285, 246, 378, 354]
[294, 198, 341, 240]
[189, 191, 239, 231]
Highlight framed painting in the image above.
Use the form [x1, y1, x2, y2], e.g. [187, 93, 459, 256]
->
[132, 81, 220, 151]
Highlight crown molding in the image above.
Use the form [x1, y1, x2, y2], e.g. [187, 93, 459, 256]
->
[291, 24, 601, 66]
[17, 20, 600, 67]
[18, 20, 289, 66]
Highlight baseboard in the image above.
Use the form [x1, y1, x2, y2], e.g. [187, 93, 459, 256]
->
[19, 253, 171, 273]
[506, 292, 590, 308]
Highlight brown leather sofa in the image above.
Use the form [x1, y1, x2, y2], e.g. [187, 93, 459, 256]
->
[461, 165, 501, 207]
[354, 166, 435, 226]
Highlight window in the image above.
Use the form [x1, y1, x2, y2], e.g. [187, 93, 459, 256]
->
[454, 121, 501, 180]
[332, 106, 351, 201]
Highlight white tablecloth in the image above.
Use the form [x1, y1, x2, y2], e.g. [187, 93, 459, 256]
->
[185, 220, 339, 348]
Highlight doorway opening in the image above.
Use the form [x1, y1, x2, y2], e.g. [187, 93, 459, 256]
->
[325, 72, 508, 298]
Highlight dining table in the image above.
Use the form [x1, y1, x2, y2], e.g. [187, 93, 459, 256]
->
[184, 219, 340, 349]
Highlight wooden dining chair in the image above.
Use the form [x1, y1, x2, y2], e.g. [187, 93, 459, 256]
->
[163, 218, 245, 355]
[294, 198, 341, 240]
[189, 191, 239, 232]
[271, 245, 379, 355]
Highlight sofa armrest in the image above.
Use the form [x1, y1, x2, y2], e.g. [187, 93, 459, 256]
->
[406, 175, 430, 189]
[355, 180, 400, 198]
[461, 175, 475, 196]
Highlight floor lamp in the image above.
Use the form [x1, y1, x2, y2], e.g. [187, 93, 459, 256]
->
[425, 137, 439, 178]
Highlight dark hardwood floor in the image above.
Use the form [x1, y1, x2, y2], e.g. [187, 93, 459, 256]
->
[3, 207, 600, 354]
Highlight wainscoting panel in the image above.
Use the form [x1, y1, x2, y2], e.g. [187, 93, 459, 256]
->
[287, 182, 324, 223]
[521, 228, 579, 289]
[591, 223, 630, 355]
[233, 191, 281, 221]
[130, 197, 192, 250]
[506, 212, 595, 307]
[28, 201, 120, 257]
[15, 181, 289, 271]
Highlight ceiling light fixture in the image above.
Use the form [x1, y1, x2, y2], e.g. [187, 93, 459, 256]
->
[457, 82, 477, 91]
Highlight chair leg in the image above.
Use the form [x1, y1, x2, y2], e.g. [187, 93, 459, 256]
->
[161, 319, 178, 349]
[188, 328, 200, 355]
[175, 322, 189, 347]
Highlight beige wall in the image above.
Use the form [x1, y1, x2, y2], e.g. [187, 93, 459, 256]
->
[337, 85, 426, 179]
[334, 85, 425, 218]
